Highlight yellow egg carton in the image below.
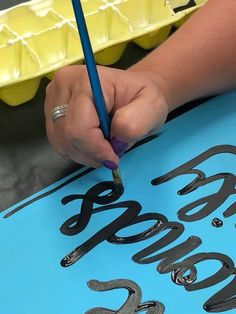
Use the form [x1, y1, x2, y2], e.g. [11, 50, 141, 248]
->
[0, 0, 207, 106]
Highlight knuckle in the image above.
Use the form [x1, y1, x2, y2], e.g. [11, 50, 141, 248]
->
[113, 111, 141, 140]
[53, 67, 70, 84]
[72, 66, 91, 94]
[74, 65, 88, 81]
[125, 122, 142, 140]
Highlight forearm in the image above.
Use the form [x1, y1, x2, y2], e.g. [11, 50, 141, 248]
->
[129, 0, 236, 112]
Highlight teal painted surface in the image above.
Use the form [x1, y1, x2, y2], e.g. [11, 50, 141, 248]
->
[1, 90, 236, 313]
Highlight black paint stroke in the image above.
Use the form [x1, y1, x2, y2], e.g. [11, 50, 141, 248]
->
[85, 279, 165, 314]
[58, 145, 236, 312]
[3, 134, 159, 218]
[151, 145, 236, 222]
[60, 181, 124, 236]
[182, 253, 235, 292]
[107, 213, 167, 244]
[178, 174, 236, 222]
[109, 213, 201, 276]
[59, 179, 236, 312]
[171, 264, 197, 286]
[132, 224, 189, 266]
[173, 0, 196, 13]
[128, 134, 159, 153]
[112, 212, 236, 312]
[60, 181, 141, 267]
[211, 218, 223, 228]
[204, 273, 236, 312]
[4, 167, 95, 218]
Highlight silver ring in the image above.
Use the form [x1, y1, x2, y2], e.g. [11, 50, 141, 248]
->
[51, 105, 68, 122]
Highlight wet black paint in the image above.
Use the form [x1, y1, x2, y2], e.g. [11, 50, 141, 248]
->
[60, 181, 140, 267]
[59, 180, 236, 311]
[108, 213, 167, 244]
[204, 274, 236, 312]
[152, 145, 236, 222]
[171, 265, 197, 286]
[211, 218, 223, 228]
[182, 253, 234, 292]
[85, 279, 165, 314]
[60, 145, 236, 312]
[60, 181, 124, 236]
[4, 134, 158, 218]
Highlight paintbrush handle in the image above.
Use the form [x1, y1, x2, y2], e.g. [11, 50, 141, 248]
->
[71, 0, 110, 140]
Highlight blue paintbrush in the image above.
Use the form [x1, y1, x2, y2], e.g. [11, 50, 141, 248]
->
[71, 0, 122, 186]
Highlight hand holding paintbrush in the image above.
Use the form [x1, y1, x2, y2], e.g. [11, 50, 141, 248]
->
[44, 6, 169, 171]
[71, 0, 123, 187]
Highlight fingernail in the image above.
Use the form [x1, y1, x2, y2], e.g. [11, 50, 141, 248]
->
[102, 160, 118, 170]
[111, 137, 128, 157]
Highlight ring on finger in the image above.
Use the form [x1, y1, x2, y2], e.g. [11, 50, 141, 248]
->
[51, 104, 68, 122]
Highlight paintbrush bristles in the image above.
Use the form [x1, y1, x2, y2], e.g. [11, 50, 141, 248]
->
[112, 168, 122, 186]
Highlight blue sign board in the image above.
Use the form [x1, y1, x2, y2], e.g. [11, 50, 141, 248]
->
[1, 91, 236, 313]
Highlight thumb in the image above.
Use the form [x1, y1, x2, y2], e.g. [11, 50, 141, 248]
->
[110, 87, 168, 155]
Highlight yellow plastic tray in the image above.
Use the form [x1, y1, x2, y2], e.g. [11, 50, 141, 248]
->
[0, 0, 207, 106]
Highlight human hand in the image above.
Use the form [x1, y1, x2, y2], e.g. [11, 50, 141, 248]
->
[44, 65, 169, 169]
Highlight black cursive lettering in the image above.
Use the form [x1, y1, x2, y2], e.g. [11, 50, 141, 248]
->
[85, 279, 165, 314]
[204, 273, 236, 312]
[151, 145, 236, 222]
[60, 181, 141, 267]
